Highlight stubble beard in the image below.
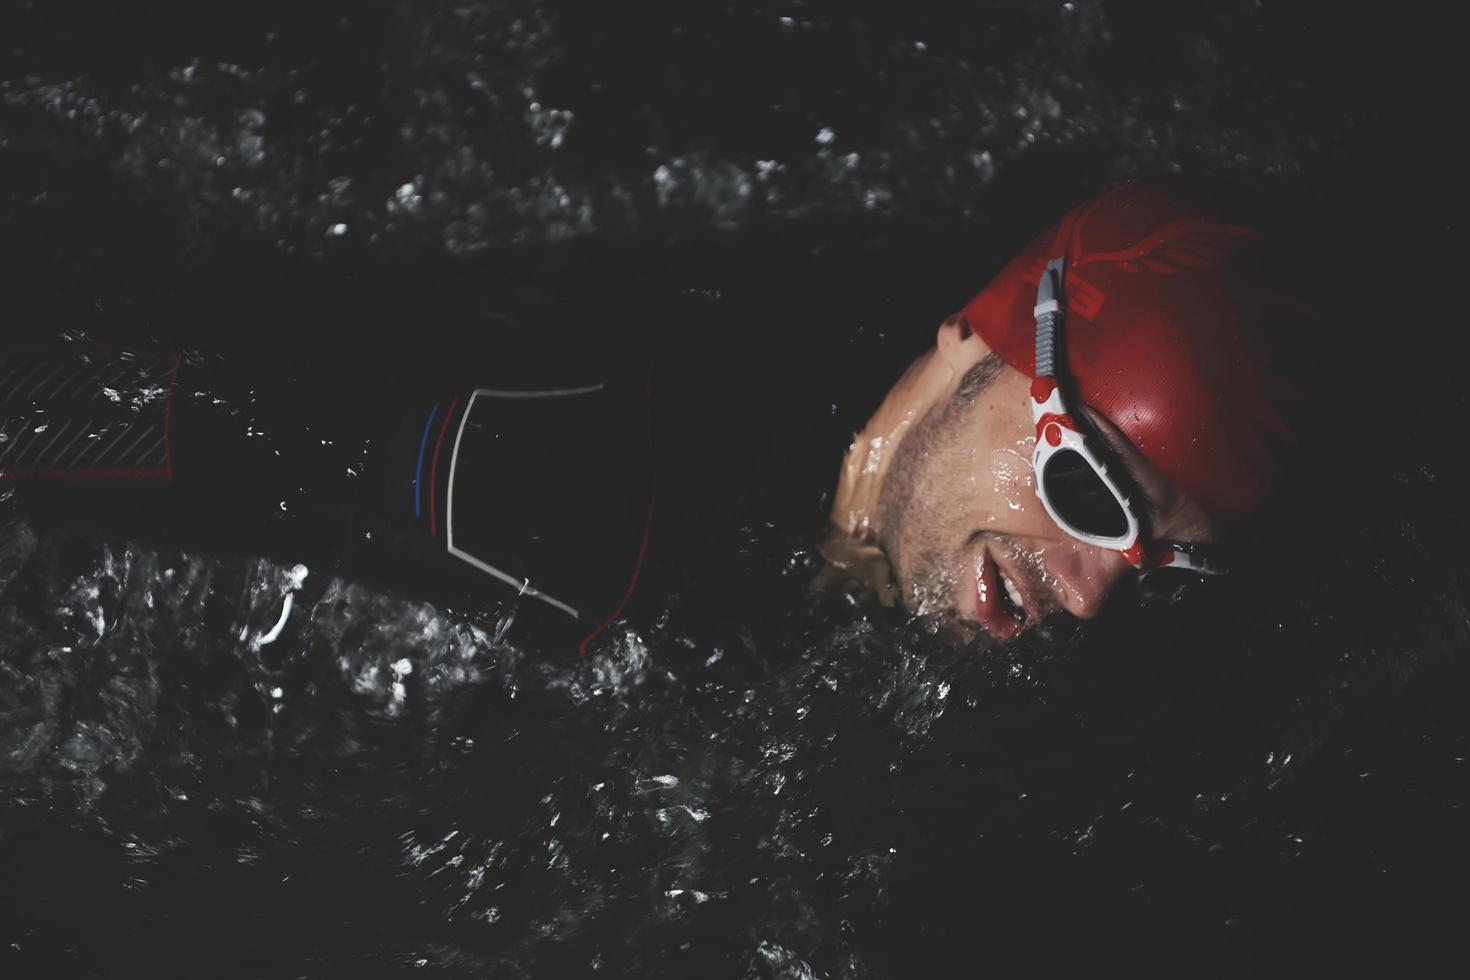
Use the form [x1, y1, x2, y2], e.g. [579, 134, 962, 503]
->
[876, 353, 1005, 615]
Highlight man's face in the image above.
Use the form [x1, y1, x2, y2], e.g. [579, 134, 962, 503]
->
[864, 316, 1220, 640]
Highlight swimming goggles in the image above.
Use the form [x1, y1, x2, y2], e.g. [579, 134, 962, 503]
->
[1029, 256, 1227, 577]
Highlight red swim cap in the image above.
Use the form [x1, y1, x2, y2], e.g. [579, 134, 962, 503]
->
[962, 177, 1318, 525]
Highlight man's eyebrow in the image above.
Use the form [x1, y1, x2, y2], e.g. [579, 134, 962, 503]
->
[954, 352, 1003, 403]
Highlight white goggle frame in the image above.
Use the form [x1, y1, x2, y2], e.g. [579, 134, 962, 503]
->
[1030, 256, 1225, 577]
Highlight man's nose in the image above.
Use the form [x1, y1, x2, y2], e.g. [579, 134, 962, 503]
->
[1042, 542, 1136, 619]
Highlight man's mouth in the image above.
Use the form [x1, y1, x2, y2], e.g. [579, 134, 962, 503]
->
[974, 545, 1027, 641]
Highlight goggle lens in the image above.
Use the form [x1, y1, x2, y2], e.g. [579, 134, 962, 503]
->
[1039, 448, 1130, 539]
[1137, 565, 1209, 603]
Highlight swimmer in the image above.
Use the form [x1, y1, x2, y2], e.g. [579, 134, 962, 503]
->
[4, 177, 1327, 653]
[819, 177, 1324, 639]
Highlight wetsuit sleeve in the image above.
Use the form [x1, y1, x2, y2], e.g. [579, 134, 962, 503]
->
[3, 344, 656, 653]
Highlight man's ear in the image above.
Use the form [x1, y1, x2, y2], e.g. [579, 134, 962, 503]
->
[935, 313, 993, 373]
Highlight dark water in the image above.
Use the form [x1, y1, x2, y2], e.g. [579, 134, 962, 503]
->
[2, 1, 1464, 976]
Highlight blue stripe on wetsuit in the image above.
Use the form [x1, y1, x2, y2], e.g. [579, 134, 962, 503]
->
[413, 402, 440, 519]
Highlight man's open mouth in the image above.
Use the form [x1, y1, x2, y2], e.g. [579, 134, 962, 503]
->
[974, 546, 1026, 641]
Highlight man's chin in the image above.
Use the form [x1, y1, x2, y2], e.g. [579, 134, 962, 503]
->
[897, 593, 1033, 649]
[897, 562, 1032, 645]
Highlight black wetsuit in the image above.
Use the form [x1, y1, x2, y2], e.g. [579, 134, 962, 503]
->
[2, 253, 855, 654]
[1, 341, 656, 652]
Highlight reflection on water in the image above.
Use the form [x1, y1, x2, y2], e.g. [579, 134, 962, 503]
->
[4, 488, 1469, 973]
